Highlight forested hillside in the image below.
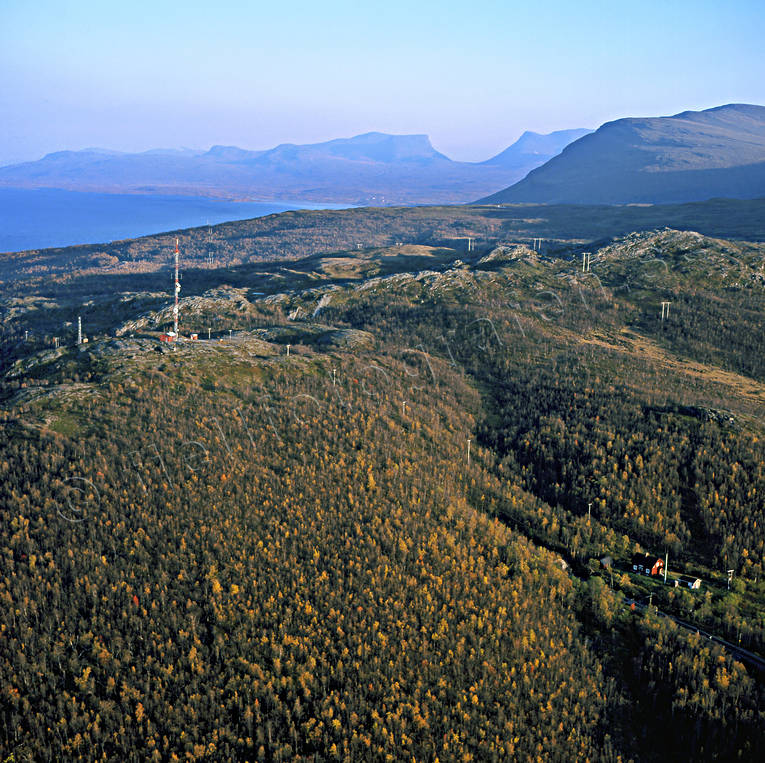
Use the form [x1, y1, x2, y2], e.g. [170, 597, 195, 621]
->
[1, 220, 764, 760]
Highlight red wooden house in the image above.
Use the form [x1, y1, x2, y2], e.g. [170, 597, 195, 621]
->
[631, 552, 664, 577]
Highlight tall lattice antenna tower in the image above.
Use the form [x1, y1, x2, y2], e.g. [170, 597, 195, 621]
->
[173, 238, 181, 337]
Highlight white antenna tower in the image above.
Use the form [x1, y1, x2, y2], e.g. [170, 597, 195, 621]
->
[77, 316, 82, 346]
[173, 238, 180, 337]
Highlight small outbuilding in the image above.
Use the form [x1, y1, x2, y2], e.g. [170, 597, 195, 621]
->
[674, 575, 702, 590]
[599, 556, 613, 569]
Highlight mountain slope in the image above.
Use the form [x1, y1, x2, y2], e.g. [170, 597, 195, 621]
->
[480, 104, 765, 204]
[2, 221, 765, 760]
[0, 130, 586, 205]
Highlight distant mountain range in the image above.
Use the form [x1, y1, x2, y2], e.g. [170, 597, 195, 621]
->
[0, 129, 590, 206]
[480, 104, 765, 205]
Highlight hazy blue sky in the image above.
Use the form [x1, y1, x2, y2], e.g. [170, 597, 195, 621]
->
[2, 0, 764, 164]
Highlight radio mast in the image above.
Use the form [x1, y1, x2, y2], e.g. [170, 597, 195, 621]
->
[173, 238, 180, 337]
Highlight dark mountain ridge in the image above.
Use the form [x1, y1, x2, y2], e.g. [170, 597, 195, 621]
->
[480, 104, 765, 205]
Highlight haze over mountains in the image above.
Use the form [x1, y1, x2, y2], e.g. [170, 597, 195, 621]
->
[6, 104, 765, 211]
[0, 129, 590, 206]
[481, 104, 765, 205]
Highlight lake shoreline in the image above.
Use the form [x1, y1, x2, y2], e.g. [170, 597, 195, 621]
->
[0, 187, 353, 254]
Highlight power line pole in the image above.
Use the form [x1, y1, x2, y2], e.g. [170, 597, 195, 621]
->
[467, 438, 471, 465]
[661, 301, 671, 321]
[172, 238, 181, 343]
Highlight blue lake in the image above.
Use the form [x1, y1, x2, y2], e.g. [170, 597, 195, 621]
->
[0, 188, 351, 253]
